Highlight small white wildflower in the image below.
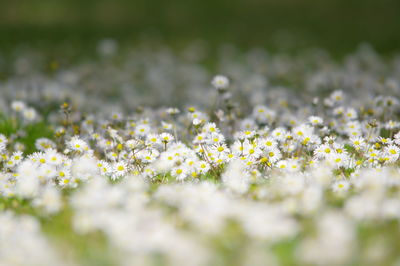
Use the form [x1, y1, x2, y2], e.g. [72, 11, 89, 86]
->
[211, 74, 230, 90]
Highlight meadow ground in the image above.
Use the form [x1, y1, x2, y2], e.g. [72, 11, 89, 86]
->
[0, 41, 400, 265]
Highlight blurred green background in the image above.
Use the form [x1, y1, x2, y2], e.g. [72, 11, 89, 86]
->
[0, 0, 400, 55]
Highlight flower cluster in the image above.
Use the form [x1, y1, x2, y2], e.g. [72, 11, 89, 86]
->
[0, 43, 400, 265]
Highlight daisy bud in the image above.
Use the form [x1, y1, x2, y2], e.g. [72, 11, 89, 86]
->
[193, 118, 202, 126]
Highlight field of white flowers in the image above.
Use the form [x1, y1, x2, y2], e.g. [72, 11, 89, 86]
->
[1, 42, 400, 266]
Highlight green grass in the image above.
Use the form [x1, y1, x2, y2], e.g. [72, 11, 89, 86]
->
[42, 208, 118, 266]
[0, 113, 54, 154]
